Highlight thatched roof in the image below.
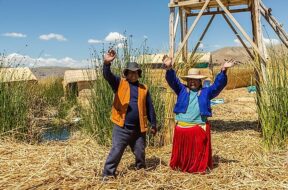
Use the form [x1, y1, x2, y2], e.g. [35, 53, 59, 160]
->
[0, 67, 37, 83]
[63, 69, 97, 86]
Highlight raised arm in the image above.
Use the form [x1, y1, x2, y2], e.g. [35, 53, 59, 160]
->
[208, 59, 235, 99]
[103, 49, 120, 92]
[163, 55, 184, 95]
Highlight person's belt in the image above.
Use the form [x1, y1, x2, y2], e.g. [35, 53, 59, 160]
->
[176, 121, 206, 131]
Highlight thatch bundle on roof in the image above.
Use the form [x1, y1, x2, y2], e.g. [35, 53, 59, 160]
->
[0, 67, 37, 83]
[138, 52, 211, 69]
[63, 69, 98, 101]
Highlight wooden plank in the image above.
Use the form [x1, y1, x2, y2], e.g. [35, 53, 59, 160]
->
[173, 10, 179, 41]
[169, 1, 175, 58]
[251, 0, 267, 84]
[222, 14, 254, 59]
[188, 8, 250, 16]
[190, 15, 215, 60]
[260, 10, 288, 48]
[259, 4, 288, 48]
[215, 0, 266, 62]
[169, 0, 249, 9]
[179, 8, 188, 62]
[260, 2, 288, 41]
[174, 0, 211, 62]
[183, 12, 188, 61]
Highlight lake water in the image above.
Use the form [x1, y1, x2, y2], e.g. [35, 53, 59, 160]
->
[42, 127, 70, 141]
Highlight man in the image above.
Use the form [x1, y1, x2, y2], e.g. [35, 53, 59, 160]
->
[102, 49, 157, 178]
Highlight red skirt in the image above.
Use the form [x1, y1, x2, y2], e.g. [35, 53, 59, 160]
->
[169, 123, 212, 173]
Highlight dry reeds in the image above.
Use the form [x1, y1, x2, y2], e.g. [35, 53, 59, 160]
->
[0, 88, 287, 189]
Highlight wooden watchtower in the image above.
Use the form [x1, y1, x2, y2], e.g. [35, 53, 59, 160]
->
[168, 0, 288, 79]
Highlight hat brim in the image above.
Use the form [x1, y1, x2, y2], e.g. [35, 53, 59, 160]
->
[124, 68, 141, 72]
[180, 75, 207, 81]
[123, 68, 142, 76]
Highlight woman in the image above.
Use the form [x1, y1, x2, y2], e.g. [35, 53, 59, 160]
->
[162, 55, 234, 173]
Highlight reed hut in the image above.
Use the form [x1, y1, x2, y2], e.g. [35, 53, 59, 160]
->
[0, 67, 38, 84]
[63, 69, 97, 99]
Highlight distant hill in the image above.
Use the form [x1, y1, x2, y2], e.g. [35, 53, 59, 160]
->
[211, 46, 252, 66]
[31, 67, 80, 79]
[30, 46, 286, 79]
[211, 45, 288, 66]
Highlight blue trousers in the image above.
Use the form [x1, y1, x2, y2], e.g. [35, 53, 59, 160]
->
[102, 125, 146, 177]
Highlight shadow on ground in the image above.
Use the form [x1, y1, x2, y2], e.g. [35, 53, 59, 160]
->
[212, 155, 240, 169]
[210, 120, 260, 132]
[127, 156, 167, 171]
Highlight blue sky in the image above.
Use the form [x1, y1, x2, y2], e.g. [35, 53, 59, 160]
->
[0, 0, 287, 67]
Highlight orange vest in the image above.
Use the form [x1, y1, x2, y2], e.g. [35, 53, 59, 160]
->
[111, 79, 148, 132]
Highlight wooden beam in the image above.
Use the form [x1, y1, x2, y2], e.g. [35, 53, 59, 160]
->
[169, 0, 249, 9]
[259, 5, 288, 48]
[183, 12, 188, 61]
[173, 10, 179, 41]
[169, 1, 175, 58]
[252, 0, 267, 83]
[260, 2, 288, 42]
[179, 8, 188, 62]
[222, 14, 254, 59]
[188, 8, 250, 16]
[174, 0, 211, 62]
[190, 15, 215, 60]
[215, 0, 266, 62]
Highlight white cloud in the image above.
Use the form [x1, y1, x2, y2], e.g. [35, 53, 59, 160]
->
[39, 33, 67, 41]
[3, 53, 91, 68]
[199, 43, 204, 48]
[3, 32, 27, 38]
[88, 39, 102, 44]
[117, 43, 125, 49]
[263, 38, 280, 46]
[234, 39, 242, 46]
[44, 54, 51, 57]
[104, 32, 126, 42]
[234, 38, 280, 47]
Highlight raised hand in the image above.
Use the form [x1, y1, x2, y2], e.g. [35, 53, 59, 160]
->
[222, 59, 236, 71]
[162, 55, 173, 70]
[104, 49, 116, 64]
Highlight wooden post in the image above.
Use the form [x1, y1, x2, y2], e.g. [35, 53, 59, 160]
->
[169, 0, 175, 58]
[251, 0, 267, 83]
[180, 8, 188, 62]
[173, 10, 179, 42]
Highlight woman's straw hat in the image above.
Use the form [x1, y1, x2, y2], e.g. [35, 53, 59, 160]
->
[180, 68, 208, 81]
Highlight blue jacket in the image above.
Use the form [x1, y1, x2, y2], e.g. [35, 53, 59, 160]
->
[165, 69, 227, 117]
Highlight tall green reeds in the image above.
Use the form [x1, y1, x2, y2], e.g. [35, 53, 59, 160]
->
[0, 52, 73, 140]
[256, 47, 288, 149]
[0, 82, 30, 135]
[0, 55, 31, 138]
